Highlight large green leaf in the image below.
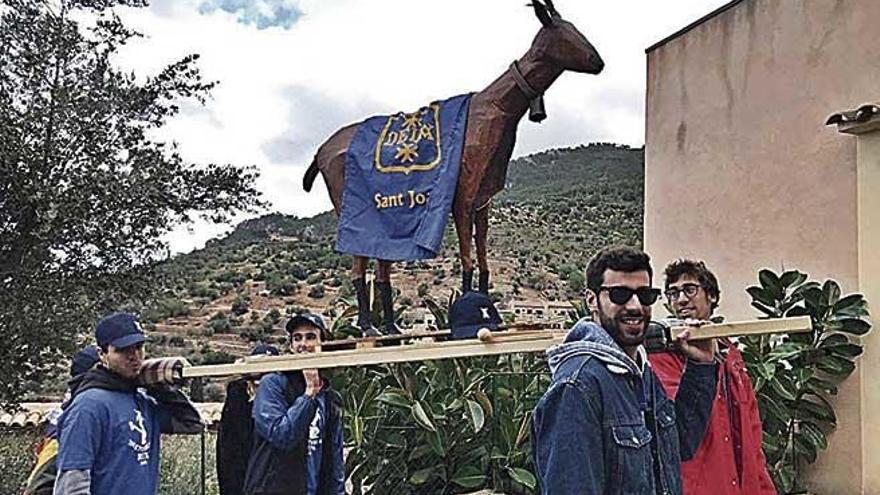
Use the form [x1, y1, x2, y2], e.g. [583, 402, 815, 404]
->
[747, 286, 777, 307]
[408, 466, 436, 485]
[758, 270, 784, 300]
[507, 467, 537, 490]
[352, 416, 364, 446]
[767, 376, 798, 402]
[411, 401, 437, 432]
[467, 399, 486, 433]
[751, 300, 779, 318]
[793, 432, 818, 463]
[816, 354, 856, 377]
[823, 342, 863, 358]
[836, 318, 872, 336]
[428, 430, 445, 457]
[823, 280, 842, 307]
[797, 397, 837, 424]
[800, 421, 828, 450]
[377, 389, 412, 409]
[451, 465, 487, 489]
[767, 342, 810, 361]
[806, 375, 839, 396]
[833, 293, 868, 316]
[780, 270, 808, 288]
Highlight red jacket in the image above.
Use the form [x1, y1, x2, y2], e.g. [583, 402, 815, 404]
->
[648, 340, 777, 495]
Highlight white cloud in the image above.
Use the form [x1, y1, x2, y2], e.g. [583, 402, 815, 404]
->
[111, 0, 730, 253]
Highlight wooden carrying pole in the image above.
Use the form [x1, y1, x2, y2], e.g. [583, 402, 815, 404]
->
[180, 316, 812, 379]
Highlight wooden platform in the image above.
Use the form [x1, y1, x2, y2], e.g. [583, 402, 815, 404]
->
[179, 316, 811, 379]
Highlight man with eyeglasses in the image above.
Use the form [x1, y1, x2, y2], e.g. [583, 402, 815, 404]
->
[648, 260, 776, 494]
[243, 313, 345, 495]
[532, 247, 718, 495]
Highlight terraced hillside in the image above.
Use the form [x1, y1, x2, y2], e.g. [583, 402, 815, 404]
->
[141, 143, 644, 380]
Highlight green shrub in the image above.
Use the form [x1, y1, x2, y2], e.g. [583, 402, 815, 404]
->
[742, 269, 872, 493]
[231, 296, 250, 316]
[0, 427, 40, 495]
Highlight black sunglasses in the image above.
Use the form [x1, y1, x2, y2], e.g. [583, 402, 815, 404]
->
[598, 286, 661, 306]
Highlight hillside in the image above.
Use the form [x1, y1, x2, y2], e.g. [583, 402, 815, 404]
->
[142, 143, 644, 383]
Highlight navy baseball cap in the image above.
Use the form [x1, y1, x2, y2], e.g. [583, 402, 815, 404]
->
[251, 343, 280, 356]
[95, 312, 146, 349]
[286, 312, 330, 340]
[449, 292, 502, 340]
[70, 345, 99, 377]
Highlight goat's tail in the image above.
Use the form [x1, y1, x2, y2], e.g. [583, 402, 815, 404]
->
[303, 159, 320, 192]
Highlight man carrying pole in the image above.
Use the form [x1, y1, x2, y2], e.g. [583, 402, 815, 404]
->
[54, 312, 203, 495]
[243, 313, 345, 495]
[531, 247, 718, 494]
[649, 259, 776, 494]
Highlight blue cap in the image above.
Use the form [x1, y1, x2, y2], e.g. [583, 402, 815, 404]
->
[95, 312, 146, 349]
[449, 292, 502, 340]
[251, 343, 280, 356]
[70, 345, 99, 377]
[286, 312, 331, 341]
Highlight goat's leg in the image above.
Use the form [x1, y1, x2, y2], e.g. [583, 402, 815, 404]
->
[351, 255, 380, 337]
[453, 204, 474, 293]
[376, 260, 400, 335]
[474, 203, 490, 294]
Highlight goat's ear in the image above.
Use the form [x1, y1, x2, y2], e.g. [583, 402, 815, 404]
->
[531, 1, 553, 27]
[545, 0, 560, 18]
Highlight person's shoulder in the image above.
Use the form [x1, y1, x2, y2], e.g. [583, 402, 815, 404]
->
[69, 388, 117, 409]
[548, 357, 607, 397]
[63, 390, 115, 424]
[256, 372, 287, 393]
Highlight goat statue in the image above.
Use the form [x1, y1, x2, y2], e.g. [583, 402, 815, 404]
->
[303, 0, 604, 336]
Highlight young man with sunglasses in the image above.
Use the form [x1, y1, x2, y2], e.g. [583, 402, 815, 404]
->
[648, 260, 776, 494]
[532, 247, 718, 494]
[243, 312, 345, 495]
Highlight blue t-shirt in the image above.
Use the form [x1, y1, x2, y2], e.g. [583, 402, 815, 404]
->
[56, 388, 166, 495]
[306, 394, 326, 495]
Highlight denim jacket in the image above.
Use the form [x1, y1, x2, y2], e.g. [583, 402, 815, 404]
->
[531, 320, 717, 495]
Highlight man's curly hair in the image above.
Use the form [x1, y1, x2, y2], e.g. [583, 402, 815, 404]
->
[664, 259, 721, 308]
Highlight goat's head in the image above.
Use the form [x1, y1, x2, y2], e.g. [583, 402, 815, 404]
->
[531, 0, 604, 75]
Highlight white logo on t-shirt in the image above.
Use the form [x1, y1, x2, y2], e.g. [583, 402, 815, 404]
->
[480, 307, 491, 320]
[308, 409, 322, 454]
[127, 408, 151, 465]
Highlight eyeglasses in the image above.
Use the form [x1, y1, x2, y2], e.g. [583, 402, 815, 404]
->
[598, 286, 661, 306]
[291, 332, 319, 342]
[664, 283, 701, 301]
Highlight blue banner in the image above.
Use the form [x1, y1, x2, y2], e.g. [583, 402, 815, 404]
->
[337, 93, 472, 261]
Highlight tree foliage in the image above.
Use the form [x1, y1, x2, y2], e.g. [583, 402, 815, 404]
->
[0, 0, 262, 407]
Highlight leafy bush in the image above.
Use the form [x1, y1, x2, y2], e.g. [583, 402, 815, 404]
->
[308, 284, 325, 299]
[741, 269, 871, 493]
[329, 354, 546, 494]
[231, 296, 250, 316]
[0, 428, 40, 495]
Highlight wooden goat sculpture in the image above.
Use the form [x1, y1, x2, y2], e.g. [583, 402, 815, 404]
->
[303, 0, 604, 335]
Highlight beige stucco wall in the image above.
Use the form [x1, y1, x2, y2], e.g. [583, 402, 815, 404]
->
[644, 0, 880, 492]
[857, 129, 880, 493]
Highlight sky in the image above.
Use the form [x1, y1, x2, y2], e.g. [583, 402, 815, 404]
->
[112, 0, 731, 254]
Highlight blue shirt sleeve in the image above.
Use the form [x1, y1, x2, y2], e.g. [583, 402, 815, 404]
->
[330, 403, 346, 495]
[56, 396, 105, 471]
[531, 379, 604, 494]
[673, 360, 718, 460]
[252, 374, 318, 451]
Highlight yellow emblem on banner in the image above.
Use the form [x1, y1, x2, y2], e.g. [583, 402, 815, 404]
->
[373, 103, 442, 174]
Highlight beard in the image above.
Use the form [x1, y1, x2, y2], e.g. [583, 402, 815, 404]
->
[598, 306, 649, 349]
